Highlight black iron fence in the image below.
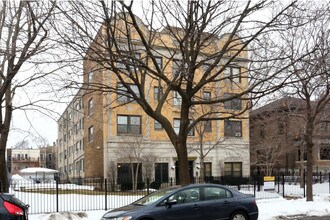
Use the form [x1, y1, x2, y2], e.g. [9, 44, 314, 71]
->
[3, 173, 330, 214]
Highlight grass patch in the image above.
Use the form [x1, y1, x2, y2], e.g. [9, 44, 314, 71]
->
[17, 188, 148, 196]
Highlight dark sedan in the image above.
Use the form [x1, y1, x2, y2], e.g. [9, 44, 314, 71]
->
[101, 183, 258, 220]
[0, 193, 29, 220]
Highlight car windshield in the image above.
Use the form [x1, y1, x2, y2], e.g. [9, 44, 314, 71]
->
[133, 187, 178, 206]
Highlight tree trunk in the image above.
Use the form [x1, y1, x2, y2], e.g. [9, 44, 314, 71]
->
[306, 140, 313, 201]
[177, 142, 190, 185]
[305, 122, 314, 201]
[130, 163, 136, 192]
[134, 163, 140, 192]
[199, 156, 204, 183]
[199, 134, 204, 183]
[0, 148, 8, 192]
[299, 146, 305, 189]
[0, 92, 12, 193]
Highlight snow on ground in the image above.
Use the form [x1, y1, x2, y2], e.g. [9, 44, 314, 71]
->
[28, 194, 330, 220]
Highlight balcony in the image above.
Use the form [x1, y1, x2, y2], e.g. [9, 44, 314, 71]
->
[12, 158, 40, 163]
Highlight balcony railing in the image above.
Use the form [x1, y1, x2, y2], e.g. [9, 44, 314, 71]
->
[12, 158, 40, 162]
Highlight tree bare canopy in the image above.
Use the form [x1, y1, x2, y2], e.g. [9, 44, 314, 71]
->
[0, 1, 55, 192]
[277, 2, 330, 201]
[53, 0, 314, 184]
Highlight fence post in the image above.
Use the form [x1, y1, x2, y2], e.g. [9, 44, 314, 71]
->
[253, 176, 256, 197]
[56, 178, 59, 212]
[303, 171, 306, 198]
[147, 178, 150, 195]
[277, 176, 280, 193]
[170, 177, 173, 186]
[105, 179, 107, 211]
[282, 174, 285, 198]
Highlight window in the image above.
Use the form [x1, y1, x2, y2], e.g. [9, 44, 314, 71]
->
[174, 118, 194, 136]
[88, 71, 94, 83]
[167, 187, 200, 204]
[75, 101, 81, 110]
[68, 129, 72, 139]
[88, 98, 94, 115]
[80, 118, 84, 129]
[298, 149, 307, 161]
[117, 83, 140, 102]
[224, 120, 242, 137]
[117, 163, 142, 185]
[76, 142, 79, 152]
[224, 162, 242, 177]
[154, 56, 163, 69]
[172, 59, 182, 76]
[223, 93, 242, 110]
[204, 121, 212, 132]
[117, 52, 141, 72]
[117, 115, 141, 134]
[320, 121, 330, 131]
[203, 64, 211, 74]
[223, 66, 241, 83]
[320, 145, 330, 160]
[204, 162, 212, 177]
[154, 86, 163, 101]
[174, 119, 180, 134]
[155, 163, 168, 183]
[88, 126, 94, 142]
[204, 186, 232, 201]
[203, 91, 211, 100]
[154, 120, 163, 130]
[173, 91, 182, 106]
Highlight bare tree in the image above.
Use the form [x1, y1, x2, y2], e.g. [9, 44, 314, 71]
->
[188, 120, 224, 183]
[53, 0, 312, 185]
[0, 1, 55, 192]
[115, 136, 149, 192]
[107, 160, 117, 192]
[14, 140, 30, 149]
[279, 3, 330, 201]
[142, 152, 157, 183]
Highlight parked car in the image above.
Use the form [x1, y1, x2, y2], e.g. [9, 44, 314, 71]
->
[101, 183, 258, 220]
[0, 193, 29, 220]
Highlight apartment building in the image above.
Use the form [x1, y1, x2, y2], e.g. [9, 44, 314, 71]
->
[56, 89, 85, 180]
[250, 96, 330, 175]
[39, 144, 57, 170]
[76, 14, 251, 184]
[7, 148, 40, 174]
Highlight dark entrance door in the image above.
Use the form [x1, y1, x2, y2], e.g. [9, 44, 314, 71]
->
[175, 160, 194, 184]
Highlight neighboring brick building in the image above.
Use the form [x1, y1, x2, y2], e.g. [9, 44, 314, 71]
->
[57, 14, 252, 183]
[250, 96, 330, 175]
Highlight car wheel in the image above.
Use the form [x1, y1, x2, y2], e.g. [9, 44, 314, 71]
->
[230, 211, 248, 220]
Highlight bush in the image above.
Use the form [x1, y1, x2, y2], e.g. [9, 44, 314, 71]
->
[149, 181, 161, 190]
[120, 182, 145, 191]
